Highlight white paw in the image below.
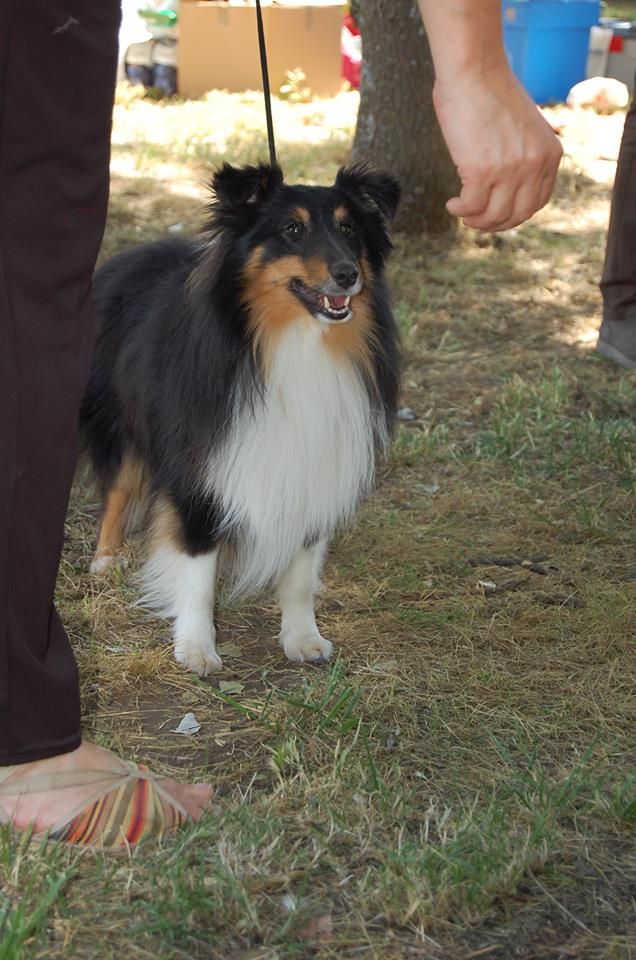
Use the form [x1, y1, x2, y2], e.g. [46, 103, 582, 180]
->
[281, 631, 334, 665]
[174, 639, 223, 677]
[90, 554, 115, 574]
[173, 620, 222, 676]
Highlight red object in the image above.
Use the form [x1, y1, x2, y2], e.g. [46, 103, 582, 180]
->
[341, 13, 361, 89]
[343, 13, 359, 36]
[609, 34, 624, 53]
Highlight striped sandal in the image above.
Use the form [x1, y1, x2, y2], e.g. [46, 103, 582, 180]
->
[0, 754, 190, 850]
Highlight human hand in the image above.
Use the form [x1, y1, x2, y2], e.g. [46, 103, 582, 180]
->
[432, 65, 563, 231]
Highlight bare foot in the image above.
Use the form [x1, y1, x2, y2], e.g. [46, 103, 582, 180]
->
[0, 741, 213, 834]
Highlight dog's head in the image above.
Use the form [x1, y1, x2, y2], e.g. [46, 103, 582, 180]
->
[208, 162, 400, 328]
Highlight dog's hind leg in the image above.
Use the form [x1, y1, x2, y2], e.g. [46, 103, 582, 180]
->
[140, 496, 223, 677]
[90, 459, 144, 574]
[277, 540, 333, 665]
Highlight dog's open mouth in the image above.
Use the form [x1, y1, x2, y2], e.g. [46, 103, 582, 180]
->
[290, 279, 353, 324]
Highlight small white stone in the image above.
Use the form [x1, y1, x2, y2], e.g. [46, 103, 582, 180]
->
[172, 712, 201, 735]
[282, 894, 297, 913]
[397, 406, 416, 421]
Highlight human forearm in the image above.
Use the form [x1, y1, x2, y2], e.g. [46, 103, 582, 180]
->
[417, 0, 508, 83]
[416, 0, 563, 230]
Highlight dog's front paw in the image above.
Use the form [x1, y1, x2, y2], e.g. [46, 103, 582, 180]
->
[281, 631, 334, 665]
[175, 642, 223, 676]
[174, 623, 222, 676]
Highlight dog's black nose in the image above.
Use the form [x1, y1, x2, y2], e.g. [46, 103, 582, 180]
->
[331, 262, 359, 290]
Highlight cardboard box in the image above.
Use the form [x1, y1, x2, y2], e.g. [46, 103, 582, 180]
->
[178, 2, 344, 99]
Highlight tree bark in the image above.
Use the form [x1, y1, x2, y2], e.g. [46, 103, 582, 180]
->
[351, 0, 459, 236]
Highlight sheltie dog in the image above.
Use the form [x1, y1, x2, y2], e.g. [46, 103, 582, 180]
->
[81, 162, 400, 676]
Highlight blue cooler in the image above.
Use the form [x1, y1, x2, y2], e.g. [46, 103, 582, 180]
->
[503, 0, 601, 103]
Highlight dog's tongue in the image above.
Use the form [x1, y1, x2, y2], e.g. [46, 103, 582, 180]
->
[328, 295, 348, 309]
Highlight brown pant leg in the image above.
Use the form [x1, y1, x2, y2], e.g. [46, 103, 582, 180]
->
[598, 73, 636, 369]
[0, 0, 120, 763]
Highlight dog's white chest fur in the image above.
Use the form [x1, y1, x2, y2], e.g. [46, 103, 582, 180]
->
[205, 322, 379, 594]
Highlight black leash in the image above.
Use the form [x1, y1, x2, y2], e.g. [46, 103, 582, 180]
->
[255, 0, 277, 166]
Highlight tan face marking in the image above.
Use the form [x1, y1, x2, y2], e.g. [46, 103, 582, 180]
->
[292, 207, 310, 225]
[242, 248, 329, 336]
[243, 250, 375, 380]
[242, 250, 311, 371]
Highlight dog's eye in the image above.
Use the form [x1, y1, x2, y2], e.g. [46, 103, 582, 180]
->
[285, 221, 305, 240]
[339, 221, 354, 237]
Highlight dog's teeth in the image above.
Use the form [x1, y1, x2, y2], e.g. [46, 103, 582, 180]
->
[344, 297, 350, 307]
[322, 296, 330, 312]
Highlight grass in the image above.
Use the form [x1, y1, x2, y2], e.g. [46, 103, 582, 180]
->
[0, 833, 77, 960]
[2, 85, 635, 959]
[471, 366, 636, 485]
[604, 0, 636, 19]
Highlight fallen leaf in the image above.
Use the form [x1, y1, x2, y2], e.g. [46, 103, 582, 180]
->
[219, 680, 245, 695]
[216, 641, 242, 658]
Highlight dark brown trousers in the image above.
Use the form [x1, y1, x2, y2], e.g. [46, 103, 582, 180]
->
[599, 78, 636, 368]
[0, 0, 119, 763]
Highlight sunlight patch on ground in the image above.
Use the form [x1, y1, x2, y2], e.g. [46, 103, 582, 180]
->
[540, 203, 610, 235]
[112, 85, 359, 152]
[545, 105, 626, 181]
[110, 153, 206, 197]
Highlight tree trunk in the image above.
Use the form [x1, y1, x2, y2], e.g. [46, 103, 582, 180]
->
[351, 0, 459, 236]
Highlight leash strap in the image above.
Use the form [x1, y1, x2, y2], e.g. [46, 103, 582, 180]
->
[255, 0, 277, 166]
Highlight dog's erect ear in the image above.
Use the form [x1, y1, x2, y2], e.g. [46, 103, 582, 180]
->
[211, 163, 284, 211]
[335, 164, 401, 222]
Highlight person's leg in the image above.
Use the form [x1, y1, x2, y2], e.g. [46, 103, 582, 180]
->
[0, 0, 212, 838]
[0, 0, 121, 765]
[598, 74, 636, 370]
